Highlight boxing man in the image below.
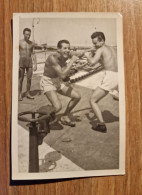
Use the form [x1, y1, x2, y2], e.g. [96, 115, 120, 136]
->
[85, 32, 118, 132]
[40, 40, 81, 126]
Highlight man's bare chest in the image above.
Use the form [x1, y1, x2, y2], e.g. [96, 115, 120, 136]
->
[20, 42, 33, 51]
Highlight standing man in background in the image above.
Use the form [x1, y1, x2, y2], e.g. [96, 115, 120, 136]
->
[19, 28, 37, 101]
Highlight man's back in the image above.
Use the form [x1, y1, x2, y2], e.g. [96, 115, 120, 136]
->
[100, 45, 118, 72]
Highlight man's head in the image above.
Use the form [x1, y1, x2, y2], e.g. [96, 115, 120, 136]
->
[57, 40, 70, 59]
[91, 32, 105, 49]
[23, 28, 31, 41]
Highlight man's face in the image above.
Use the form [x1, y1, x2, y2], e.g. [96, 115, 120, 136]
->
[58, 43, 70, 59]
[24, 31, 31, 41]
[92, 37, 104, 49]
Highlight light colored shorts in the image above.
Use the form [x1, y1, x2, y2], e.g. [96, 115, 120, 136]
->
[40, 76, 66, 93]
[99, 71, 118, 92]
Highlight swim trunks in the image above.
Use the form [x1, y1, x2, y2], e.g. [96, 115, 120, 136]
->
[99, 70, 118, 92]
[19, 57, 33, 68]
[40, 76, 66, 93]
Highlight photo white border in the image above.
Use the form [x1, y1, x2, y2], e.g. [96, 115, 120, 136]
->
[12, 12, 125, 180]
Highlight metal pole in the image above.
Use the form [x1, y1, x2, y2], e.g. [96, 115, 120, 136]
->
[32, 19, 34, 43]
[32, 18, 40, 43]
[32, 18, 40, 68]
[29, 122, 39, 172]
[29, 113, 39, 172]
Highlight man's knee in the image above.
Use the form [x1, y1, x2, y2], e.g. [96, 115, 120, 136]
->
[54, 103, 62, 113]
[19, 77, 24, 83]
[76, 93, 81, 101]
[73, 92, 81, 102]
[90, 95, 98, 104]
[19, 69, 25, 80]
[27, 68, 33, 80]
[27, 76, 32, 83]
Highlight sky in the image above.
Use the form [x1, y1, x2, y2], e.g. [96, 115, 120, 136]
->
[19, 17, 117, 47]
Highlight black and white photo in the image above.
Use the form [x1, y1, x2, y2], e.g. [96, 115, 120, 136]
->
[12, 12, 125, 180]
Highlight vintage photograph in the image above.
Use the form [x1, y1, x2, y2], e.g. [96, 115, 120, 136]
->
[12, 12, 125, 180]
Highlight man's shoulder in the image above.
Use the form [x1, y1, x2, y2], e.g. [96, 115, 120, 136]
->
[27, 40, 33, 46]
[98, 45, 109, 53]
[50, 52, 60, 59]
[103, 45, 111, 50]
[103, 45, 115, 53]
[46, 52, 59, 63]
[96, 46, 104, 53]
[29, 40, 33, 44]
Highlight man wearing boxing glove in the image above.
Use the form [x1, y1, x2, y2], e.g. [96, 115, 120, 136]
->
[40, 40, 81, 127]
[85, 32, 118, 133]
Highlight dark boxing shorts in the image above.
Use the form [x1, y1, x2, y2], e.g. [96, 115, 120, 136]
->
[19, 57, 33, 68]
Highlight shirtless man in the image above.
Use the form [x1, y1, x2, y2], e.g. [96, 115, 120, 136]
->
[40, 40, 81, 126]
[85, 32, 118, 132]
[19, 28, 37, 101]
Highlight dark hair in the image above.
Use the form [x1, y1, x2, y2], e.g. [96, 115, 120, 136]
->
[23, 28, 31, 34]
[91, 32, 105, 42]
[57, 40, 70, 49]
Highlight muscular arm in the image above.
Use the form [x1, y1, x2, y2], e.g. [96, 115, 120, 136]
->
[70, 47, 96, 58]
[50, 55, 78, 80]
[85, 48, 102, 66]
[31, 43, 38, 71]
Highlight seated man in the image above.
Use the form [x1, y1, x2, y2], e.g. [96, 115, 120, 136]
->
[85, 32, 118, 132]
[40, 40, 81, 127]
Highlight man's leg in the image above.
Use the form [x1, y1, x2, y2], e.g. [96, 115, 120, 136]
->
[90, 87, 108, 132]
[45, 90, 62, 113]
[37, 90, 61, 144]
[26, 67, 34, 99]
[90, 87, 108, 122]
[58, 85, 81, 125]
[18, 68, 25, 101]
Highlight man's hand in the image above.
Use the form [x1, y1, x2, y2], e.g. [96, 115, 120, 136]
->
[70, 55, 79, 63]
[88, 46, 96, 52]
[83, 65, 94, 71]
[84, 52, 92, 58]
